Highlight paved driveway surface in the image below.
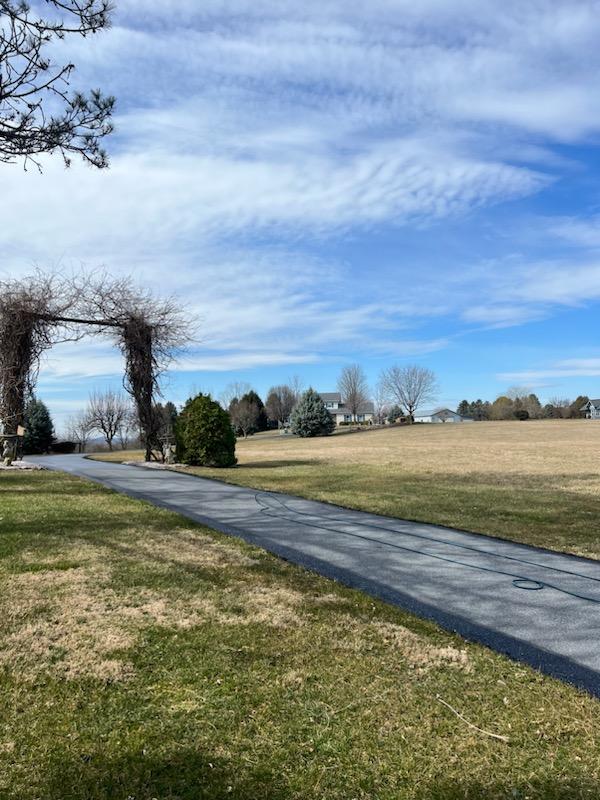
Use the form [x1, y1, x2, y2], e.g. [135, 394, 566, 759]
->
[36, 454, 600, 695]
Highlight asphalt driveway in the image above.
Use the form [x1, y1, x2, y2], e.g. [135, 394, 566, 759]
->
[37, 454, 600, 696]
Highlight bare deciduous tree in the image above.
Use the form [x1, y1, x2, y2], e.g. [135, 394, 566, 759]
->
[265, 384, 296, 428]
[288, 375, 305, 406]
[372, 378, 389, 425]
[86, 389, 130, 451]
[229, 397, 259, 439]
[379, 364, 439, 422]
[548, 396, 572, 420]
[0, 0, 115, 169]
[116, 408, 138, 450]
[337, 364, 369, 422]
[66, 410, 94, 453]
[219, 381, 252, 410]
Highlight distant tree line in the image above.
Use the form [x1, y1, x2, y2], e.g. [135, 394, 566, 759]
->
[457, 389, 590, 422]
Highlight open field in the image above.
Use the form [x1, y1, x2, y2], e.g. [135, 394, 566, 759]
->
[94, 420, 600, 560]
[2, 469, 600, 799]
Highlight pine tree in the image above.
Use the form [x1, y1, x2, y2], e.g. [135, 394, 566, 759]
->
[290, 389, 335, 437]
[23, 398, 55, 454]
[457, 400, 470, 416]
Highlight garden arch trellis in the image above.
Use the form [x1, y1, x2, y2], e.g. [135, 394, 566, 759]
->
[0, 273, 191, 461]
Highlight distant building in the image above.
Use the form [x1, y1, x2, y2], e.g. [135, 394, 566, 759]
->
[319, 392, 374, 424]
[580, 399, 600, 419]
[413, 408, 474, 424]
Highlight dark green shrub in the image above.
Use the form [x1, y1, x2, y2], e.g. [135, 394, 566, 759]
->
[515, 409, 530, 421]
[176, 394, 237, 467]
[290, 389, 336, 438]
[51, 441, 76, 454]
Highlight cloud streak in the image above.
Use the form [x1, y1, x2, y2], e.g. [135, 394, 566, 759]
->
[8, 0, 600, 413]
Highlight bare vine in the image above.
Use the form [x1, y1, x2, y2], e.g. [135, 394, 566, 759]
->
[77, 273, 192, 461]
[0, 273, 79, 433]
[0, 272, 192, 460]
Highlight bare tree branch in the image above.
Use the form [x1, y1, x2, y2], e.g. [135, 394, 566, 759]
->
[0, 0, 115, 168]
[86, 388, 130, 451]
[65, 409, 93, 452]
[337, 364, 369, 422]
[379, 364, 439, 422]
[265, 384, 295, 428]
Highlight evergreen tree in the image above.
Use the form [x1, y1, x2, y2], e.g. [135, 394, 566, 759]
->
[23, 398, 55, 454]
[290, 389, 336, 437]
[470, 399, 488, 421]
[457, 400, 470, 416]
[176, 394, 236, 467]
[525, 393, 543, 420]
[569, 395, 590, 419]
[387, 404, 403, 423]
[154, 401, 179, 436]
[239, 390, 268, 432]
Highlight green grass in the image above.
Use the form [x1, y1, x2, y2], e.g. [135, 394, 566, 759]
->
[2, 470, 600, 799]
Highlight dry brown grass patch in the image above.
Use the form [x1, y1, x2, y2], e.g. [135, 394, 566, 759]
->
[229, 420, 600, 486]
[334, 617, 471, 673]
[372, 621, 471, 671]
[129, 528, 259, 570]
[0, 535, 307, 681]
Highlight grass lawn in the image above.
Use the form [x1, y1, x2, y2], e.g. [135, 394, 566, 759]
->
[2, 469, 600, 799]
[94, 420, 600, 560]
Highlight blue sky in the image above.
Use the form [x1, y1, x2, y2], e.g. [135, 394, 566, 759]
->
[5, 0, 600, 429]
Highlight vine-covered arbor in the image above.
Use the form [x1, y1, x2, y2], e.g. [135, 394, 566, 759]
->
[0, 273, 191, 461]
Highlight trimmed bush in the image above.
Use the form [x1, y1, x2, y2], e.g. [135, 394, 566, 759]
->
[290, 389, 336, 438]
[176, 394, 237, 467]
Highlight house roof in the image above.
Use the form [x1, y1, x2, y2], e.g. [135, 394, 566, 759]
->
[415, 408, 460, 418]
[319, 392, 342, 403]
[318, 392, 374, 414]
[581, 399, 600, 409]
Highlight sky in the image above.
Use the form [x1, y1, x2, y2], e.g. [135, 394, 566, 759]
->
[5, 0, 600, 430]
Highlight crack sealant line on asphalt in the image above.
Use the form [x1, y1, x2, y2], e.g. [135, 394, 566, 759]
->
[253, 493, 600, 605]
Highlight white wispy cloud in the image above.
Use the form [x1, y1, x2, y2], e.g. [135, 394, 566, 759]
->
[8, 0, 600, 389]
[499, 359, 600, 383]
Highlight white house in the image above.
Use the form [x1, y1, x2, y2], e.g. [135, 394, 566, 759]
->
[413, 408, 474, 424]
[319, 392, 374, 424]
[580, 399, 600, 419]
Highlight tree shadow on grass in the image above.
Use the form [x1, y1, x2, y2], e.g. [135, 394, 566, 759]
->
[40, 752, 600, 800]
[42, 748, 289, 800]
[413, 776, 600, 800]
